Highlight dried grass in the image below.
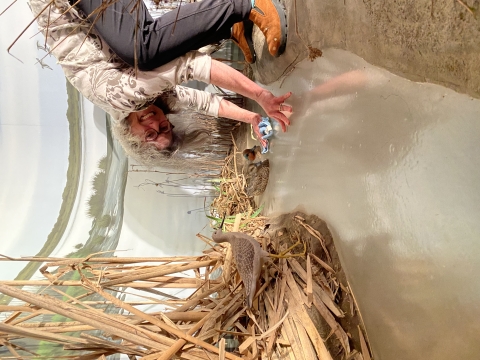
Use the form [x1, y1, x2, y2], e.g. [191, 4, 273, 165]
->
[0, 227, 370, 360]
[209, 136, 255, 220]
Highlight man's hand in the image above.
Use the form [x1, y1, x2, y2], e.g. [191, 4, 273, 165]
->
[210, 60, 294, 131]
[211, 59, 294, 147]
[256, 90, 293, 132]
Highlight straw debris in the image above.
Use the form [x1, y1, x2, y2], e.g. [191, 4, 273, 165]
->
[0, 213, 370, 360]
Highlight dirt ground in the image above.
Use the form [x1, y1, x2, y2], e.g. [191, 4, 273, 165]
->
[251, 0, 480, 99]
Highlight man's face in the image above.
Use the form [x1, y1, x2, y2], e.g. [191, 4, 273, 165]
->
[128, 104, 173, 150]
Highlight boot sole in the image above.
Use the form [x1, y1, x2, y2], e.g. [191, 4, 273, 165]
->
[243, 20, 257, 63]
[271, 0, 287, 57]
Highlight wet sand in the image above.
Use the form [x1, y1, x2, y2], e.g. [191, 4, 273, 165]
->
[242, 48, 480, 360]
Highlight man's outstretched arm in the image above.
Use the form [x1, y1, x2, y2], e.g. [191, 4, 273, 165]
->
[209, 59, 293, 132]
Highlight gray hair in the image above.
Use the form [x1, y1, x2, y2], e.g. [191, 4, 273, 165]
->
[110, 112, 234, 172]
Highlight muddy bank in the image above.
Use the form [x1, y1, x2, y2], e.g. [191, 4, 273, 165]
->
[252, 0, 480, 99]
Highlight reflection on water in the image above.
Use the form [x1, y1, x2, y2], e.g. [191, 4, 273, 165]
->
[70, 115, 128, 257]
[0, 112, 128, 358]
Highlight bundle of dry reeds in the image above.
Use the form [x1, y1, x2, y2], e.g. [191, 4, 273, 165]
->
[210, 136, 256, 219]
[0, 218, 371, 360]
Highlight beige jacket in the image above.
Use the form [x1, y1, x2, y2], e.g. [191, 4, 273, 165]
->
[29, 0, 222, 121]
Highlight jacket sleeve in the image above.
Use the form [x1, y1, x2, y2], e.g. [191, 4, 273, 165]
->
[102, 52, 223, 117]
[28, 0, 222, 120]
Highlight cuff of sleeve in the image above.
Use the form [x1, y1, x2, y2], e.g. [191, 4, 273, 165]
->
[173, 86, 222, 118]
[208, 94, 221, 118]
[189, 52, 212, 84]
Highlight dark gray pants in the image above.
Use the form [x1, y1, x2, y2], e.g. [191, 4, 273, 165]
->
[73, 0, 252, 71]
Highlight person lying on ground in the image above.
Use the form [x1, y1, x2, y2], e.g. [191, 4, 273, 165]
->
[28, 0, 293, 167]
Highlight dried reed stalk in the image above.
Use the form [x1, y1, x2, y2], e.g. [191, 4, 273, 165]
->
[210, 137, 255, 219]
[1, 222, 366, 359]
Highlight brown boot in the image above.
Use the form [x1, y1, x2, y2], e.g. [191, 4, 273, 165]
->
[231, 20, 256, 64]
[249, 0, 287, 57]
